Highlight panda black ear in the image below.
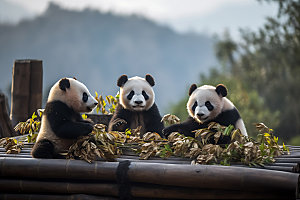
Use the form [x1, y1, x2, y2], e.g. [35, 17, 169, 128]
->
[145, 74, 155, 87]
[59, 78, 70, 91]
[216, 84, 227, 97]
[117, 75, 128, 87]
[189, 84, 197, 96]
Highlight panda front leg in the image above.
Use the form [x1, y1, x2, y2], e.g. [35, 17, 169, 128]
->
[55, 121, 94, 139]
[163, 117, 203, 138]
[31, 139, 64, 159]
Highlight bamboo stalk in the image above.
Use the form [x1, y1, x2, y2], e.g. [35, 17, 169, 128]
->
[0, 179, 118, 196]
[275, 158, 300, 163]
[0, 179, 293, 200]
[0, 154, 31, 158]
[0, 157, 298, 195]
[127, 162, 299, 194]
[279, 152, 300, 158]
[132, 184, 293, 200]
[0, 152, 298, 172]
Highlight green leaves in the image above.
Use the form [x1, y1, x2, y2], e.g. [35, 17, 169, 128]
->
[14, 112, 41, 143]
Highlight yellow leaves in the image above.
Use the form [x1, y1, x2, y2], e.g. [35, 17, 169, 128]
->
[264, 133, 271, 137]
[14, 112, 41, 143]
[82, 114, 87, 119]
[94, 92, 119, 114]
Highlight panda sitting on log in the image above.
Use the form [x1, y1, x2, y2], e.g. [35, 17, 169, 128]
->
[163, 84, 247, 141]
[31, 77, 98, 159]
[108, 74, 164, 137]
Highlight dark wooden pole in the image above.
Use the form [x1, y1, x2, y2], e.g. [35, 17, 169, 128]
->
[0, 93, 16, 138]
[10, 60, 43, 127]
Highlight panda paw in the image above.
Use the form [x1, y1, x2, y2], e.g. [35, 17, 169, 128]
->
[113, 118, 127, 130]
[83, 118, 94, 124]
[162, 127, 173, 138]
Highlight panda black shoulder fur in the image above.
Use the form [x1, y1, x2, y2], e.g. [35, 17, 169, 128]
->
[108, 74, 164, 137]
[31, 77, 98, 158]
[163, 84, 247, 140]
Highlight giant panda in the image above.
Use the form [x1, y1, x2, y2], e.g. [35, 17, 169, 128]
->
[108, 74, 164, 137]
[31, 77, 98, 158]
[163, 84, 247, 139]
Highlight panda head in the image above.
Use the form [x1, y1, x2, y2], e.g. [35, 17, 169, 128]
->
[47, 77, 98, 113]
[117, 74, 155, 111]
[187, 84, 228, 123]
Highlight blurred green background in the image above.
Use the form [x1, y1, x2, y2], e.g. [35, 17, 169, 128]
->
[170, 0, 300, 143]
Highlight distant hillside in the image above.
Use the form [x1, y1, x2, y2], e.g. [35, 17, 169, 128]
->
[0, 3, 216, 112]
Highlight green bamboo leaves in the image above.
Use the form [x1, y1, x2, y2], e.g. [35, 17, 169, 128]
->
[14, 112, 41, 143]
[95, 92, 119, 114]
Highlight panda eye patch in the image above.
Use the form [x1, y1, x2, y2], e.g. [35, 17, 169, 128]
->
[127, 90, 134, 100]
[192, 101, 198, 112]
[205, 101, 214, 111]
[142, 90, 149, 100]
[82, 92, 88, 102]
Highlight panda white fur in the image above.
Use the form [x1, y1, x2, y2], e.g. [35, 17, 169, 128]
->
[163, 84, 247, 140]
[108, 74, 164, 137]
[31, 77, 98, 158]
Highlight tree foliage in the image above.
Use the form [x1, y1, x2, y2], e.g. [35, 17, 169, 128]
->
[171, 0, 300, 140]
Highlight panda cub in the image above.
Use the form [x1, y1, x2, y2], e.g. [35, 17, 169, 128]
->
[108, 74, 164, 137]
[163, 84, 247, 139]
[31, 78, 98, 158]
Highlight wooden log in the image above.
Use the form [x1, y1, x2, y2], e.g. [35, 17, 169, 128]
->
[0, 93, 16, 138]
[0, 179, 294, 200]
[10, 60, 43, 127]
[0, 194, 118, 200]
[0, 157, 298, 195]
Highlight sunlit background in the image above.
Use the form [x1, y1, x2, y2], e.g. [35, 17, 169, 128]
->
[0, 0, 299, 143]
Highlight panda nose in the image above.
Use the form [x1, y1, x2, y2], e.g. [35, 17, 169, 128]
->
[135, 100, 143, 105]
[197, 113, 204, 117]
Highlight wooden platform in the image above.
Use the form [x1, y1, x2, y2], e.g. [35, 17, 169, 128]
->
[0, 144, 299, 199]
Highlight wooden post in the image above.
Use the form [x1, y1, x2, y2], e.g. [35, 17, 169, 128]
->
[10, 60, 43, 127]
[0, 93, 16, 138]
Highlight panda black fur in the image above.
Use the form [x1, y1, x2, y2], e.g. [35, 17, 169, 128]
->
[163, 84, 247, 140]
[108, 74, 164, 137]
[31, 78, 98, 159]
